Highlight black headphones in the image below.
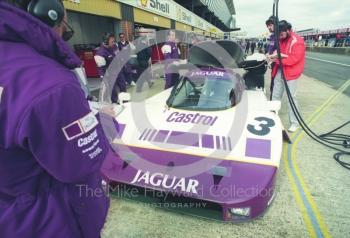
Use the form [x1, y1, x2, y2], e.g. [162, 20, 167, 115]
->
[16, 0, 65, 27]
[15, 0, 74, 41]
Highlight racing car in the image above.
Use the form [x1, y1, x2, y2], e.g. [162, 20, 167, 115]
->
[101, 40, 284, 222]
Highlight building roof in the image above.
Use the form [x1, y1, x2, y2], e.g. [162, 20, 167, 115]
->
[201, 0, 235, 28]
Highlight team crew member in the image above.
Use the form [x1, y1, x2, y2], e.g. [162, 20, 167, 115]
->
[136, 36, 153, 92]
[266, 16, 276, 55]
[0, 1, 111, 237]
[186, 34, 200, 58]
[117, 32, 136, 86]
[117, 32, 130, 51]
[270, 20, 306, 132]
[266, 15, 276, 98]
[162, 30, 181, 89]
[95, 32, 127, 102]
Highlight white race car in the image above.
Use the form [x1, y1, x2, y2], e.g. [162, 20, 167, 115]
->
[101, 40, 285, 221]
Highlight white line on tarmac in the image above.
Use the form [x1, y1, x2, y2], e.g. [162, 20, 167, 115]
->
[306, 56, 350, 67]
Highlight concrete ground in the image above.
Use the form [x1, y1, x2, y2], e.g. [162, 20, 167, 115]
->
[97, 59, 350, 238]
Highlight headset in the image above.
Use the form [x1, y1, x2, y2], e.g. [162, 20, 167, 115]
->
[103, 32, 115, 46]
[15, 0, 74, 40]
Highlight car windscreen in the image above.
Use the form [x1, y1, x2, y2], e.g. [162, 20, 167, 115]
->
[166, 76, 235, 111]
[188, 40, 244, 69]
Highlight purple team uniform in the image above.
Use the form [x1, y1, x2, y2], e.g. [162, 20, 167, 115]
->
[268, 33, 276, 55]
[163, 41, 180, 89]
[95, 44, 127, 101]
[0, 3, 110, 237]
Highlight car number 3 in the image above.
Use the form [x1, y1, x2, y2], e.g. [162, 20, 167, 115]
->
[247, 117, 275, 136]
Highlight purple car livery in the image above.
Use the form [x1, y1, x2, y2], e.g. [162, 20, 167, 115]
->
[101, 40, 284, 222]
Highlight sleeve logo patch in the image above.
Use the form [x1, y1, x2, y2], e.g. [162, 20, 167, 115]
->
[62, 112, 99, 141]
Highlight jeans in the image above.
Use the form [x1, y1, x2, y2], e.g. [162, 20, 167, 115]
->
[272, 71, 299, 125]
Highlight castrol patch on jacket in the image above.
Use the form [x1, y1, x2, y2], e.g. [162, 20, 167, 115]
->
[62, 112, 99, 141]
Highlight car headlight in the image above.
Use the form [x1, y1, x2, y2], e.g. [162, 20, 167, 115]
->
[229, 207, 251, 217]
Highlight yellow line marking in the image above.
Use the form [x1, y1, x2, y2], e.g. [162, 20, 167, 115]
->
[283, 143, 317, 238]
[286, 79, 350, 237]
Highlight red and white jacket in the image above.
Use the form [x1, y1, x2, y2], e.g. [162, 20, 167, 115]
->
[272, 31, 306, 80]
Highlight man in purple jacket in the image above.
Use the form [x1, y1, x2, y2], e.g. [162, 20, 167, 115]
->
[95, 32, 127, 103]
[266, 16, 276, 55]
[162, 30, 181, 89]
[0, 1, 110, 237]
[266, 16, 276, 99]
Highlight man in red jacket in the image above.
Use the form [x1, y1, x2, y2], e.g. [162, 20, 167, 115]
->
[270, 20, 306, 132]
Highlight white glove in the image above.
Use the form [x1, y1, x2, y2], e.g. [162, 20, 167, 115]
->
[94, 55, 106, 67]
[161, 45, 171, 54]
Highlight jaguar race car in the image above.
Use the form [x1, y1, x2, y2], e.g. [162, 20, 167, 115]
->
[100, 40, 284, 222]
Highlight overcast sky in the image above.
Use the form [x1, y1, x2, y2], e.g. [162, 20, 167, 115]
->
[234, 0, 350, 37]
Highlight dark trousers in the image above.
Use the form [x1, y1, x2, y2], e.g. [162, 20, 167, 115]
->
[123, 64, 133, 84]
[111, 71, 127, 103]
[251, 47, 256, 54]
[136, 65, 153, 93]
[164, 64, 179, 89]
